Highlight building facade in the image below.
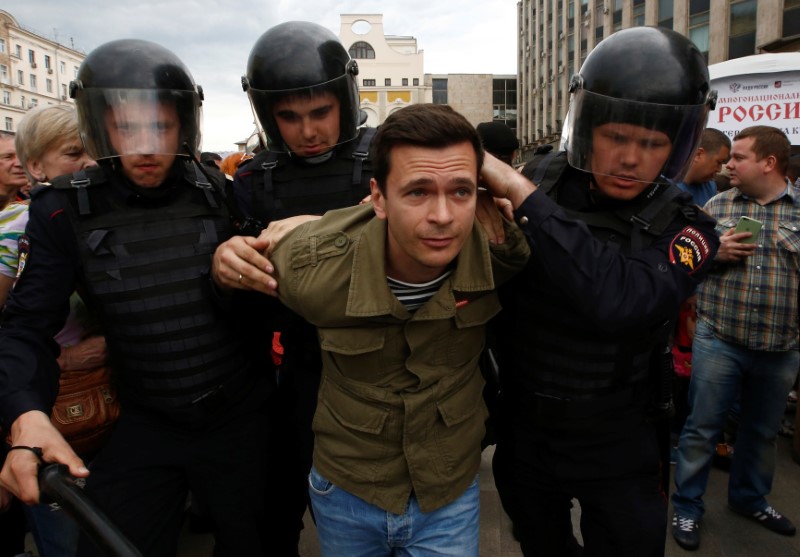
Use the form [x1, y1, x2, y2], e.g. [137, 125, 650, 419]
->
[339, 13, 517, 136]
[425, 74, 517, 133]
[0, 10, 84, 133]
[517, 0, 800, 160]
[339, 14, 430, 127]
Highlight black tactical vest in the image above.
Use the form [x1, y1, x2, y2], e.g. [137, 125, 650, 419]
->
[237, 127, 375, 226]
[51, 163, 259, 422]
[504, 153, 696, 422]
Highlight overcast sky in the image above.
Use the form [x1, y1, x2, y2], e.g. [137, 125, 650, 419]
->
[7, 0, 519, 152]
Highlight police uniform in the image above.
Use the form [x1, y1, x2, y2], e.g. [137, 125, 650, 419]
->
[232, 127, 374, 554]
[492, 154, 719, 557]
[0, 160, 273, 556]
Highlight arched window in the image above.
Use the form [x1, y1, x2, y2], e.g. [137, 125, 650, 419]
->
[349, 41, 375, 60]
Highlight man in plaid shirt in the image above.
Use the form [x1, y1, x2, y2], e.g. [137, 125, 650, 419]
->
[672, 125, 800, 551]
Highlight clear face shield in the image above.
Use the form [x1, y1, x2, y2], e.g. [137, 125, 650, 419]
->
[245, 72, 360, 155]
[565, 88, 711, 185]
[75, 88, 202, 160]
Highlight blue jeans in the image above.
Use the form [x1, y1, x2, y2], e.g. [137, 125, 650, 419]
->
[672, 320, 799, 519]
[308, 466, 480, 557]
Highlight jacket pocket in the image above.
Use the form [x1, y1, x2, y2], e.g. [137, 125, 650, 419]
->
[433, 371, 487, 473]
[777, 221, 800, 255]
[448, 292, 501, 368]
[317, 377, 390, 435]
[319, 326, 385, 355]
[436, 371, 486, 428]
[318, 327, 390, 382]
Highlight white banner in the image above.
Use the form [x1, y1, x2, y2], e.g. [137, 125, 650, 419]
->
[710, 71, 800, 146]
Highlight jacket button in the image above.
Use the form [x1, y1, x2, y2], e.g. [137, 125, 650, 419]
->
[334, 235, 348, 248]
[519, 216, 529, 225]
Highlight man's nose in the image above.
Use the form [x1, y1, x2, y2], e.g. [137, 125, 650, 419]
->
[300, 118, 316, 139]
[428, 195, 454, 224]
[619, 144, 642, 166]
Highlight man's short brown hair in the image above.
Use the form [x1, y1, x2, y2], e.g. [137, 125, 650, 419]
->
[372, 104, 484, 193]
[734, 125, 790, 176]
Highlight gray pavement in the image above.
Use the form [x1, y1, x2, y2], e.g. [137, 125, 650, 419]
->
[175, 424, 800, 556]
[25, 413, 797, 555]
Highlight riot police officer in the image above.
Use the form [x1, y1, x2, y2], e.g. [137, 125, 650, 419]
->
[235, 21, 374, 555]
[479, 27, 721, 556]
[0, 39, 272, 556]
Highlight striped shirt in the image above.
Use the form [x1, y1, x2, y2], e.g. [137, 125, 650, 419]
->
[698, 183, 800, 351]
[388, 270, 453, 311]
[0, 201, 29, 279]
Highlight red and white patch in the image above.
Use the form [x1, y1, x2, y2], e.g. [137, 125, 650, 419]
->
[669, 226, 711, 275]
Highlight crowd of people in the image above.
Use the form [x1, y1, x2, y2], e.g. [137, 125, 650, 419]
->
[0, 20, 797, 557]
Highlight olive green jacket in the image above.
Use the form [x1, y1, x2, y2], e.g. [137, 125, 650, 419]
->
[271, 203, 529, 513]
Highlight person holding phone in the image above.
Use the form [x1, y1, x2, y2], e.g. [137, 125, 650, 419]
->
[671, 125, 800, 550]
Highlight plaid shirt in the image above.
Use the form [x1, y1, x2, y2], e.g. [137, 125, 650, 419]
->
[698, 183, 800, 351]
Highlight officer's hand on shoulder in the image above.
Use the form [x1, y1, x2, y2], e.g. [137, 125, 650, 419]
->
[261, 215, 321, 255]
[212, 236, 278, 297]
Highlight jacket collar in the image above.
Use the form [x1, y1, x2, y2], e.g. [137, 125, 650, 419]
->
[345, 216, 495, 319]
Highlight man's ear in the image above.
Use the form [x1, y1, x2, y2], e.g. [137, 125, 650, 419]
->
[371, 178, 387, 220]
[762, 154, 778, 174]
[694, 147, 706, 162]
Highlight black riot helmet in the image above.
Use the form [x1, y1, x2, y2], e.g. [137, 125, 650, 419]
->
[565, 27, 717, 184]
[70, 39, 203, 160]
[242, 21, 360, 154]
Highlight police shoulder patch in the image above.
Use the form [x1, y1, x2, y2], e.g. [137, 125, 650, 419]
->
[669, 226, 712, 274]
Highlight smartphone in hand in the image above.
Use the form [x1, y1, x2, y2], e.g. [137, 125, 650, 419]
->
[734, 216, 763, 244]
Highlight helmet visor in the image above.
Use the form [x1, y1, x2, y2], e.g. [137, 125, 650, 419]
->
[247, 73, 360, 154]
[76, 88, 202, 160]
[565, 89, 709, 184]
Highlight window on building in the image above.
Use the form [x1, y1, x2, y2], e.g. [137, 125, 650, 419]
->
[363, 79, 376, 87]
[60, 61, 65, 74]
[413, 78, 419, 86]
[729, 0, 757, 59]
[44, 54, 51, 69]
[659, 0, 674, 29]
[567, 1, 575, 30]
[46, 78, 53, 93]
[385, 78, 391, 86]
[402, 78, 408, 86]
[432, 78, 448, 104]
[0, 39, 5, 53]
[633, 0, 646, 26]
[62, 83, 67, 98]
[2, 91, 10, 105]
[493, 78, 518, 134]
[30, 74, 37, 90]
[20, 95, 25, 108]
[689, 0, 710, 62]
[28, 49, 36, 65]
[784, 0, 800, 37]
[348, 41, 375, 60]
[0, 64, 7, 83]
[74, 66, 79, 78]
[17, 70, 23, 85]
[15, 45, 21, 58]
[4, 117, 12, 132]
